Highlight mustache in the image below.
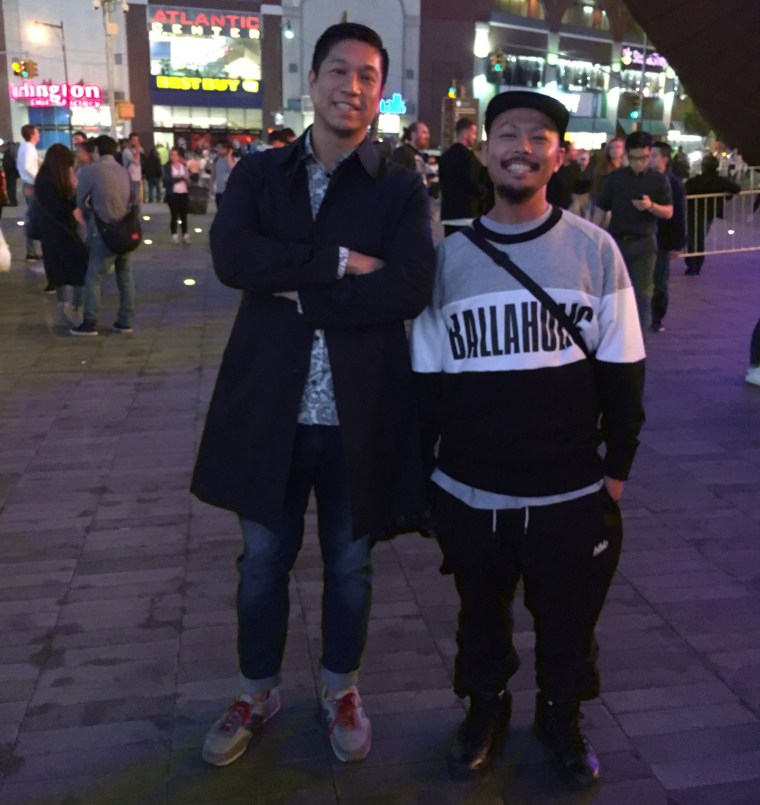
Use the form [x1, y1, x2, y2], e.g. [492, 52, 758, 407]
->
[500, 158, 540, 171]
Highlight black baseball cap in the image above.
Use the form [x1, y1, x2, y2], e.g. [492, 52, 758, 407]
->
[485, 90, 570, 140]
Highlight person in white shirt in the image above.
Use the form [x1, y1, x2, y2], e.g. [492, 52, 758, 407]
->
[122, 132, 143, 203]
[17, 124, 42, 260]
[162, 148, 190, 244]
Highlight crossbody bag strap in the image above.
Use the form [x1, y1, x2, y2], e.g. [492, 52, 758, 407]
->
[461, 225, 593, 360]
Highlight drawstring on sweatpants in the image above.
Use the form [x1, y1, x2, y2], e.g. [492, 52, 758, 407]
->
[524, 507, 530, 534]
[492, 509, 497, 534]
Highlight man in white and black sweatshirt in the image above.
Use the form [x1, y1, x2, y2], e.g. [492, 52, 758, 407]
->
[410, 91, 645, 788]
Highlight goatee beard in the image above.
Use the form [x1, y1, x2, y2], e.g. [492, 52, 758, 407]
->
[495, 184, 539, 204]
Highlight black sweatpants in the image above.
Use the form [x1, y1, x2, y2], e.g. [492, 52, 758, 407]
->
[166, 192, 189, 235]
[434, 484, 622, 702]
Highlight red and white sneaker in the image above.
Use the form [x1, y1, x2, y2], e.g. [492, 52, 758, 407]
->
[321, 686, 372, 762]
[202, 688, 281, 766]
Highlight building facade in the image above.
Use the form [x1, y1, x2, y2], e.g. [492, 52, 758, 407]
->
[418, 0, 692, 150]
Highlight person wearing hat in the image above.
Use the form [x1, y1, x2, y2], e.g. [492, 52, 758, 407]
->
[410, 90, 645, 787]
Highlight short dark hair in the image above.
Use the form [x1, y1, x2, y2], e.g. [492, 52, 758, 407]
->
[128, 132, 140, 141]
[216, 139, 231, 150]
[625, 131, 654, 151]
[311, 23, 389, 88]
[652, 140, 672, 162]
[93, 134, 118, 157]
[701, 154, 719, 172]
[21, 124, 37, 142]
[455, 117, 476, 134]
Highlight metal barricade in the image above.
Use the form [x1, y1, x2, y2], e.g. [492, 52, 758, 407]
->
[683, 188, 760, 257]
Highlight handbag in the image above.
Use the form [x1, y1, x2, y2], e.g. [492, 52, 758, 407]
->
[461, 221, 594, 359]
[93, 185, 141, 254]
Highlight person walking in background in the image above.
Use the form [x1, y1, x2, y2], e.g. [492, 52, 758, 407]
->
[683, 155, 741, 276]
[589, 137, 625, 222]
[71, 135, 135, 337]
[144, 147, 163, 203]
[122, 133, 144, 202]
[17, 124, 43, 262]
[746, 318, 760, 387]
[593, 131, 673, 332]
[191, 21, 434, 769]
[390, 120, 431, 180]
[649, 141, 686, 333]
[438, 116, 490, 236]
[163, 148, 190, 244]
[209, 140, 236, 208]
[411, 90, 645, 788]
[34, 144, 88, 327]
[3, 141, 19, 206]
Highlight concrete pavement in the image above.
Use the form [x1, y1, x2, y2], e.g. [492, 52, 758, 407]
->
[0, 203, 759, 804]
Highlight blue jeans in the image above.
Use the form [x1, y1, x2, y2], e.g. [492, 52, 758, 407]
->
[83, 229, 135, 327]
[236, 425, 372, 695]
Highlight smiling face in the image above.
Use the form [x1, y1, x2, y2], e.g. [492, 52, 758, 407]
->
[484, 107, 563, 205]
[308, 38, 384, 147]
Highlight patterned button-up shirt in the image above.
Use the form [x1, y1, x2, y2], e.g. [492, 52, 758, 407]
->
[297, 133, 353, 425]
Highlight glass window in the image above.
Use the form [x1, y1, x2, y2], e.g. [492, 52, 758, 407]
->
[494, 0, 545, 20]
[561, 2, 610, 32]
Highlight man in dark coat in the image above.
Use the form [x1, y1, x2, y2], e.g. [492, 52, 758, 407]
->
[683, 154, 741, 275]
[438, 116, 490, 236]
[192, 23, 435, 769]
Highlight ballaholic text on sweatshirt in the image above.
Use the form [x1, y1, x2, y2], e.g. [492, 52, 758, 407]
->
[410, 209, 646, 499]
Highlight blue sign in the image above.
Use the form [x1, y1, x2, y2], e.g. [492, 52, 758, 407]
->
[379, 93, 407, 115]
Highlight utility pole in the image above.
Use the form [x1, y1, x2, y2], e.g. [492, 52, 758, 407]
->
[33, 19, 73, 144]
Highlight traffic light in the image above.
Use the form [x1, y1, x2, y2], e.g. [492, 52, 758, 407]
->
[25, 60, 38, 78]
[629, 95, 641, 120]
[11, 59, 26, 77]
[447, 80, 458, 99]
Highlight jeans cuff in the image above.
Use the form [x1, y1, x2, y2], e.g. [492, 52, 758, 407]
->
[239, 671, 281, 695]
[319, 663, 360, 694]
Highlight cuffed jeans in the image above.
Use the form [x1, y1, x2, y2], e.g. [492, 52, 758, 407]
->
[236, 425, 372, 695]
[82, 229, 135, 328]
[434, 485, 622, 702]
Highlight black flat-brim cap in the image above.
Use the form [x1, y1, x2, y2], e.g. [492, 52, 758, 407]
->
[485, 90, 570, 140]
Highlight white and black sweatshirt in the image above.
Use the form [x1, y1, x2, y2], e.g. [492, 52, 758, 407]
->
[410, 207, 646, 505]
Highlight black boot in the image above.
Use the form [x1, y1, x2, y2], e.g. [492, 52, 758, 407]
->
[534, 693, 600, 789]
[447, 691, 511, 780]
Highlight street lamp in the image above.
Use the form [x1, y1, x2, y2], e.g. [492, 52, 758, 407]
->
[93, 0, 128, 138]
[33, 19, 72, 144]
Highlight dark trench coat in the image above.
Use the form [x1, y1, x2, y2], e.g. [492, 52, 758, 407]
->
[191, 133, 436, 540]
[35, 174, 88, 287]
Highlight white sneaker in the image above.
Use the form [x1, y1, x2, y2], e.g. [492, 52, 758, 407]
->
[746, 366, 760, 387]
[202, 688, 281, 767]
[182, 233, 191, 244]
[171, 233, 180, 244]
[321, 686, 372, 762]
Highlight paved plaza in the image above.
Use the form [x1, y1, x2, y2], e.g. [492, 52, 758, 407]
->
[0, 203, 759, 804]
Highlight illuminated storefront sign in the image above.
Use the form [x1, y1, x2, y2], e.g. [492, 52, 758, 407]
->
[152, 75, 261, 108]
[149, 5, 262, 110]
[621, 47, 668, 71]
[379, 93, 407, 115]
[150, 6, 260, 38]
[9, 81, 102, 108]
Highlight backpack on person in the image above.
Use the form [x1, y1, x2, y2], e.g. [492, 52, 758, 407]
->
[93, 185, 142, 254]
